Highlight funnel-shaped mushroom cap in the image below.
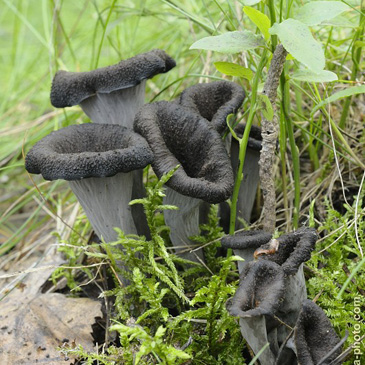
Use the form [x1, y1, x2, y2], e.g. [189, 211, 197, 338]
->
[235, 123, 262, 151]
[226, 260, 285, 318]
[294, 299, 342, 364]
[177, 81, 245, 135]
[255, 227, 318, 275]
[50, 49, 176, 108]
[134, 101, 234, 204]
[221, 230, 272, 250]
[25, 124, 153, 181]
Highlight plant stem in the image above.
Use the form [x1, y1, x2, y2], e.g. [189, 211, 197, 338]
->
[94, 0, 117, 68]
[229, 49, 269, 235]
[267, 0, 277, 51]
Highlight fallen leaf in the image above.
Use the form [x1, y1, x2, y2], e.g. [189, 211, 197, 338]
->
[0, 245, 102, 364]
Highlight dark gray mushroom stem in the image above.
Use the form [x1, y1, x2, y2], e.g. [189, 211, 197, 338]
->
[231, 124, 262, 228]
[226, 260, 286, 364]
[134, 101, 234, 262]
[293, 299, 342, 365]
[25, 124, 154, 242]
[50, 49, 176, 127]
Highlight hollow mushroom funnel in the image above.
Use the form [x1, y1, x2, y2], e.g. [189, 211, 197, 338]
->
[227, 259, 286, 365]
[50, 49, 176, 127]
[25, 124, 153, 242]
[221, 230, 272, 272]
[294, 299, 342, 365]
[176, 80, 245, 136]
[225, 227, 318, 364]
[175, 81, 245, 227]
[134, 101, 234, 262]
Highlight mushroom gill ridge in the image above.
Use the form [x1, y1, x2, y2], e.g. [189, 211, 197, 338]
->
[134, 101, 234, 204]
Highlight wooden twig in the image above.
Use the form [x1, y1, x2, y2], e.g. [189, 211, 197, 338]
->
[259, 44, 288, 233]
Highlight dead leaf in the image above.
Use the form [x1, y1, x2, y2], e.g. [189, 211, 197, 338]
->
[0, 245, 102, 364]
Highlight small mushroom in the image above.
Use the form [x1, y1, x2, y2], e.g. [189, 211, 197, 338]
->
[226, 260, 286, 364]
[221, 230, 272, 273]
[226, 227, 318, 364]
[25, 123, 153, 242]
[294, 299, 342, 365]
[255, 227, 318, 347]
[134, 101, 234, 261]
[255, 227, 318, 275]
[176, 80, 245, 135]
[50, 49, 176, 127]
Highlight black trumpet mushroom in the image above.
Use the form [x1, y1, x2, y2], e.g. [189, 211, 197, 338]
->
[50, 49, 176, 127]
[256, 227, 318, 348]
[221, 230, 272, 272]
[294, 299, 342, 365]
[134, 101, 234, 262]
[176, 80, 245, 135]
[25, 124, 153, 242]
[226, 260, 286, 364]
[225, 227, 319, 364]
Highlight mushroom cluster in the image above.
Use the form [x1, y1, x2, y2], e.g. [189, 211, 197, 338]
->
[26, 50, 246, 265]
[224, 228, 342, 364]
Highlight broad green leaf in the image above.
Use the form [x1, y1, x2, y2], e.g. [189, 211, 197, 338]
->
[269, 19, 325, 72]
[243, 6, 271, 40]
[214, 61, 253, 80]
[321, 14, 357, 28]
[293, 1, 349, 26]
[241, 0, 262, 5]
[291, 69, 338, 82]
[310, 85, 365, 117]
[190, 30, 264, 54]
[257, 94, 274, 121]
